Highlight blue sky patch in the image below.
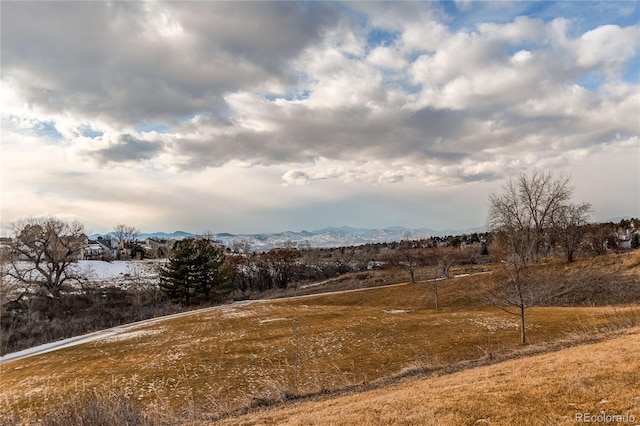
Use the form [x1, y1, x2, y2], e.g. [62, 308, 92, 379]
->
[79, 125, 104, 138]
[135, 122, 171, 134]
[576, 71, 607, 91]
[264, 90, 310, 103]
[367, 28, 399, 48]
[37, 121, 62, 140]
[2, 115, 63, 142]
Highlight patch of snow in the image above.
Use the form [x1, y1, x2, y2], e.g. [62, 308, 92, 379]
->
[103, 328, 165, 343]
[383, 309, 410, 314]
[468, 317, 518, 333]
[300, 279, 331, 289]
[3, 260, 164, 286]
[220, 308, 255, 319]
[79, 260, 164, 280]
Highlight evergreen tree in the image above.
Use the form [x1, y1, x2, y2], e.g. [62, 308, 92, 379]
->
[159, 238, 229, 306]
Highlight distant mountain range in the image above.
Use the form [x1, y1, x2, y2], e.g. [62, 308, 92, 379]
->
[90, 225, 487, 251]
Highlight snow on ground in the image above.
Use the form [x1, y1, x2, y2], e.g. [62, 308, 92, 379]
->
[4, 260, 165, 286]
[220, 307, 257, 319]
[80, 260, 165, 279]
[103, 328, 165, 343]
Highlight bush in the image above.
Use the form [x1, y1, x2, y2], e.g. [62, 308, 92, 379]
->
[41, 393, 154, 426]
[1, 290, 177, 356]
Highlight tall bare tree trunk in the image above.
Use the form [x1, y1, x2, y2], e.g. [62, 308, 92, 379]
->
[520, 305, 526, 345]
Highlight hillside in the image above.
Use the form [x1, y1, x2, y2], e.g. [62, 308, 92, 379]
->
[214, 327, 640, 425]
[1, 255, 639, 424]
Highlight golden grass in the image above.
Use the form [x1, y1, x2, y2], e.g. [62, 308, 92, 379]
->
[623, 250, 640, 269]
[1, 274, 638, 423]
[212, 327, 640, 426]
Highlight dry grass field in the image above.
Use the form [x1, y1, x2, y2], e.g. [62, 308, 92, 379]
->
[214, 326, 640, 426]
[1, 254, 639, 424]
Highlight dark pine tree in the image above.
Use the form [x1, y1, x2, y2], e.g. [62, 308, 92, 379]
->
[160, 238, 229, 306]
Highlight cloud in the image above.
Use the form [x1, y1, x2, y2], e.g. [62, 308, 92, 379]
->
[4, 3, 637, 180]
[367, 46, 408, 70]
[575, 24, 640, 73]
[1, 2, 339, 126]
[89, 134, 166, 164]
[282, 170, 311, 186]
[1, 2, 638, 232]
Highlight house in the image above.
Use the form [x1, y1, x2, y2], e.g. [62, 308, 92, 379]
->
[144, 238, 174, 258]
[0, 237, 12, 257]
[614, 221, 640, 250]
[84, 242, 104, 260]
[97, 236, 119, 259]
[84, 238, 119, 260]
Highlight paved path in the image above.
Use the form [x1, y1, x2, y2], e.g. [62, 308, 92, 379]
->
[0, 300, 258, 364]
[0, 271, 490, 364]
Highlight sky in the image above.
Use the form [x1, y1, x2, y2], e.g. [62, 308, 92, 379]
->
[1, 1, 639, 235]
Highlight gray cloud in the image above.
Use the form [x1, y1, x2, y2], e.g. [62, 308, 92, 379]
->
[2, 2, 638, 185]
[90, 135, 165, 164]
[1, 2, 339, 125]
[170, 2, 339, 71]
[167, 105, 473, 170]
[1, 2, 638, 235]
[282, 170, 311, 186]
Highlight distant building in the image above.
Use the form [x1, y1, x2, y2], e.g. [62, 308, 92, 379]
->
[84, 238, 118, 260]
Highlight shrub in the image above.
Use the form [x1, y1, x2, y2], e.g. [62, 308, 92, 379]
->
[41, 393, 154, 426]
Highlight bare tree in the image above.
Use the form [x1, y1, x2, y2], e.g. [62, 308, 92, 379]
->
[113, 224, 140, 260]
[422, 246, 461, 310]
[487, 170, 586, 344]
[482, 257, 534, 345]
[334, 246, 360, 274]
[438, 246, 461, 279]
[124, 262, 163, 313]
[6, 217, 86, 300]
[231, 239, 253, 255]
[552, 202, 592, 263]
[394, 241, 423, 283]
[265, 246, 300, 289]
[489, 170, 572, 263]
[584, 223, 616, 256]
[0, 244, 20, 308]
[423, 273, 443, 311]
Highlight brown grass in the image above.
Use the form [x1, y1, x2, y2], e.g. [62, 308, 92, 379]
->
[623, 250, 640, 269]
[1, 268, 638, 424]
[212, 327, 640, 425]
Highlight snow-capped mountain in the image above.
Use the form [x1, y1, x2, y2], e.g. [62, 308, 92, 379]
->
[89, 231, 195, 242]
[92, 225, 486, 251]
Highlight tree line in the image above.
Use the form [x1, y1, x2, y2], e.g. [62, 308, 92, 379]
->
[1, 209, 635, 310]
[1, 170, 638, 352]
